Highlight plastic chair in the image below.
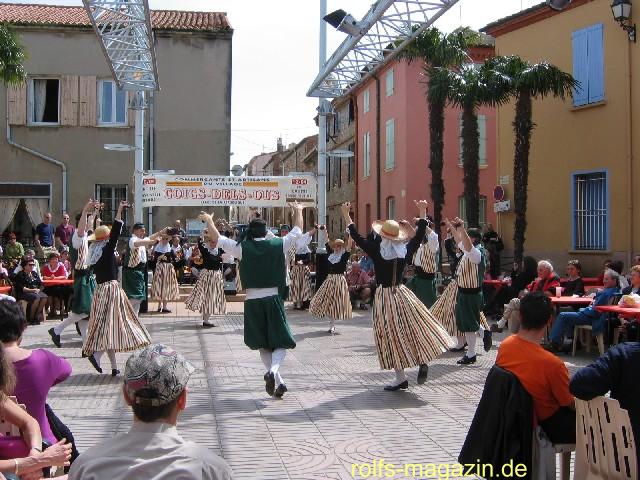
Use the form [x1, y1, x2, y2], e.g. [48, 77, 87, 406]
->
[575, 397, 637, 479]
[572, 325, 605, 356]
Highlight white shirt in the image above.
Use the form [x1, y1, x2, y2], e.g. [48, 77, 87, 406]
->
[71, 230, 87, 250]
[154, 243, 171, 254]
[217, 226, 302, 300]
[68, 422, 233, 480]
[130, 236, 150, 263]
[295, 232, 313, 255]
[458, 241, 481, 265]
[414, 231, 439, 268]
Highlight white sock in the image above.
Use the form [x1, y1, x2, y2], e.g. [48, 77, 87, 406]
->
[162, 301, 168, 309]
[107, 350, 117, 370]
[202, 312, 213, 323]
[478, 325, 485, 337]
[259, 349, 272, 371]
[78, 319, 89, 340]
[465, 332, 478, 358]
[54, 311, 83, 335]
[270, 348, 286, 375]
[393, 368, 407, 385]
[455, 336, 466, 348]
[93, 351, 103, 366]
[497, 317, 507, 328]
[130, 299, 141, 316]
[275, 372, 284, 386]
[329, 319, 335, 329]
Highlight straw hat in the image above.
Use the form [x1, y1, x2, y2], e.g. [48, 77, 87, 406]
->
[372, 220, 412, 242]
[88, 225, 110, 242]
[330, 238, 345, 249]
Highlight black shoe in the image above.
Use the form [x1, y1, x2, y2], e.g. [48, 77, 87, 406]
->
[449, 343, 467, 352]
[264, 372, 275, 396]
[81, 351, 87, 358]
[544, 342, 567, 354]
[327, 326, 336, 335]
[48, 328, 61, 348]
[483, 330, 493, 352]
[87, 354, 102, 373]
[75, 322, 81, 336]
[161, 308, 171, 313]
[417, 364, 429, 385]
[274, 384, 288, 399]
[202, 321, 216, 328]
[111, 369, 120, 377]
[384, 380, 409, 391]
[457, 355, 477, 365]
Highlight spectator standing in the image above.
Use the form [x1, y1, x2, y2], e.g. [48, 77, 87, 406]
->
[570, 342, 640, 464]
[482, 223, 504, 279]
[496, 292, 575, 443]
[174, 220, 187, 245]
[68, 344, 234, 480]
[34, 212, 56, 257]
[54, 213, 75, 249]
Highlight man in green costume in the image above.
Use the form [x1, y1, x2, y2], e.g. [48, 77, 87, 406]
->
[208, 202, 304, 399]
[406, 215, 439, 308]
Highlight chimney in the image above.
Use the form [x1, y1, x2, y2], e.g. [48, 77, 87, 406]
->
[277, 137, 283, 152]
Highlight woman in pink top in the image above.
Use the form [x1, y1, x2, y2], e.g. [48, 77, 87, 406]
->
[0, 299, 79, 464]
[42, 252, 72, 317]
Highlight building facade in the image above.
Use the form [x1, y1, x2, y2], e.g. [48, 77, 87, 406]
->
[483, 0, 639, 272]
[0, 3, 232, 243]
[352, 49, 497, 236]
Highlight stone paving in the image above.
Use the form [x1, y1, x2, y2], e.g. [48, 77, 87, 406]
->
[24, 301, 597, 479]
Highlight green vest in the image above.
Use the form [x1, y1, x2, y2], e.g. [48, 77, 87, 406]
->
[239, 238, 286, 289]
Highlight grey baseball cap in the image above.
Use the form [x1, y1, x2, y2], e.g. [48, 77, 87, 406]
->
[124, 344, 195, 407]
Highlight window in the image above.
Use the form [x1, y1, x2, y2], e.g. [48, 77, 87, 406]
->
[363, 132, 371, 177]
[458, 195, 487, 227]
[387, 197, 396, 219]
[385, 119, 395, 170]
[573, 171, 607, 250]
[99, 79, 127, 125]
[347, 143, 355, 183]
[333, 110, 340, 136]
[386, 68, 394, 97]
[96, 184, 128, 225]
[363, 89, 370, 113]
[333, 156, 341, 188]
[30, 78, 59, 124]
[572, 24, 604, 106]
[348, 100, 355, 123]
[458, 114, 487, 166]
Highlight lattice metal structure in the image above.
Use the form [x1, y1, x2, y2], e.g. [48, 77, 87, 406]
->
[82, 0, 159, 91]
[307, 0, 460, 98]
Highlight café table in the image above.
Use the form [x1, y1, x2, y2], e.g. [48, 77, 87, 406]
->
[595, 305, 640, 319]
[550, 296, 593, 315]
[0, 286, 11, 295]
[42, 279, 74, 287]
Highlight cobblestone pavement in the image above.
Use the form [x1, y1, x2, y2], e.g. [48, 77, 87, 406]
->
[25, 302, 596, 479]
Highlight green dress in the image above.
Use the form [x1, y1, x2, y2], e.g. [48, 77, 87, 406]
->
[122, 240, 147, 300]
[454, 243, 486, 332]
[70, 236, 96, 315]
[406, 241, 438, 308]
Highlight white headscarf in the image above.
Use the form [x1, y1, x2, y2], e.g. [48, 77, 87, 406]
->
[328, 248, 345, 264]
[87, 240, 108, 266]
[379, 238, 407, 261]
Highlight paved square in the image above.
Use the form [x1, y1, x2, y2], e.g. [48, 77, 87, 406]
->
[26, 303, 594, 479]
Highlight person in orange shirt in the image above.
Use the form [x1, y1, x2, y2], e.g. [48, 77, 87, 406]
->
[496, 292, 576, 444]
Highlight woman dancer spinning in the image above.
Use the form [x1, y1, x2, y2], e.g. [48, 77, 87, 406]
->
[150, 235, 179, 313]
[340, 201, 452, 391]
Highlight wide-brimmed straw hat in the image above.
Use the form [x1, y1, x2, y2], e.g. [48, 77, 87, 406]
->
[372, 220, 412, 242]
[330, 238, 345, 249]
[88, 225, 110, 242]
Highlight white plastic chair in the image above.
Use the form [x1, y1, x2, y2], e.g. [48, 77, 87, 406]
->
[575, 397, 637, 479]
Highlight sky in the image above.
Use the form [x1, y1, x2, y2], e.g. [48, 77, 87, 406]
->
[12, 0, 542, 168]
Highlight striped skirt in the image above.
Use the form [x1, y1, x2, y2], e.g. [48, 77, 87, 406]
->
[373, 285, 453, 370]
[150, 262, 179, 301]
[431, 280, 489, 337]
[309, 273, 352, 320]
[290, 264, 313, 303]
[185, 269, 226, 315]
[83, 280, 151, 355]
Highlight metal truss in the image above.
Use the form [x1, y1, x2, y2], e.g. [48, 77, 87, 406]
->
[308, 0, 460, 98]
[82, 0, 159, 91]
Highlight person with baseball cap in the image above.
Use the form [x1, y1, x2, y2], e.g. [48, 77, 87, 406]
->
[68, 344, 233, 479]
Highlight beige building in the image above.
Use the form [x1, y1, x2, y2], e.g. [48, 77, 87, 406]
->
[0, 3, 232, 243]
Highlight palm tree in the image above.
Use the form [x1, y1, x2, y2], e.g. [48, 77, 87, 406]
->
[401, 27, 478, 236]
[0, 24, 26, 85]
[432, 64, 509, 228]
[487, 55, 576, 264]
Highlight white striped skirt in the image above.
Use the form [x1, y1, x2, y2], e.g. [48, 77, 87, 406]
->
[83, 280, 151, 355]
[430, 280, 489, 337]
[309, 273, 352, 320]
[290, 264, 313, 303]
[150, 262, 179, 301]
[185, 269, 226, 316]
[373, 285, 453, 370]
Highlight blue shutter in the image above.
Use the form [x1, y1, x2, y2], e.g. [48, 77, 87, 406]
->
[572, 28, 589, 106]
[587, 23, 605, 103]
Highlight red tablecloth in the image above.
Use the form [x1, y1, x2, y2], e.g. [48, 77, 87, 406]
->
[483, 279, 507, 287]
[0, 286, 11, 295]
[560, 277, 600, 286]
[595, 305, 640, 319]
[42, 279, 73, 287]
[550, 296, 593, 307]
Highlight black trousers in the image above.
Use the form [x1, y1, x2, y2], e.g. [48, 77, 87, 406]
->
[539, 406, 576, 444]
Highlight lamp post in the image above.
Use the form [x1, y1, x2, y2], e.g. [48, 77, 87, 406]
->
[612, 0, 637, 41]
[317, 0, 329, 254]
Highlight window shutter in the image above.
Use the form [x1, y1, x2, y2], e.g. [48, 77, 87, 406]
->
[60, 75, 79, 126]
[572, 28, 589, 106]
[7, 84, 27, 125]
[479, 115, 487, 166]
[79, 76, 97, 127]
[587, 23, 605, 103]
[458, 113, 463, 165]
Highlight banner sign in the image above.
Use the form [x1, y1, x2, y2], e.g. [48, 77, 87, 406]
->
[141, 174, 317, 208]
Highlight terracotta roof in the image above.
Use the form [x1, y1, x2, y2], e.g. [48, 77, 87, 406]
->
[0, 3, 232, 33]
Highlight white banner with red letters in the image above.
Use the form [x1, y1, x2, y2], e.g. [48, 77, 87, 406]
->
[140, 174, 317, 208]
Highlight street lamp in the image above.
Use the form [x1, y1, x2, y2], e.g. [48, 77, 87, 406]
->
[323, 9, 363, 36]
[612, 0, 636, 41]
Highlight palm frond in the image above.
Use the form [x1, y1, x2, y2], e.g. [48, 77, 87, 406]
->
[0, 24, 27, 86]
